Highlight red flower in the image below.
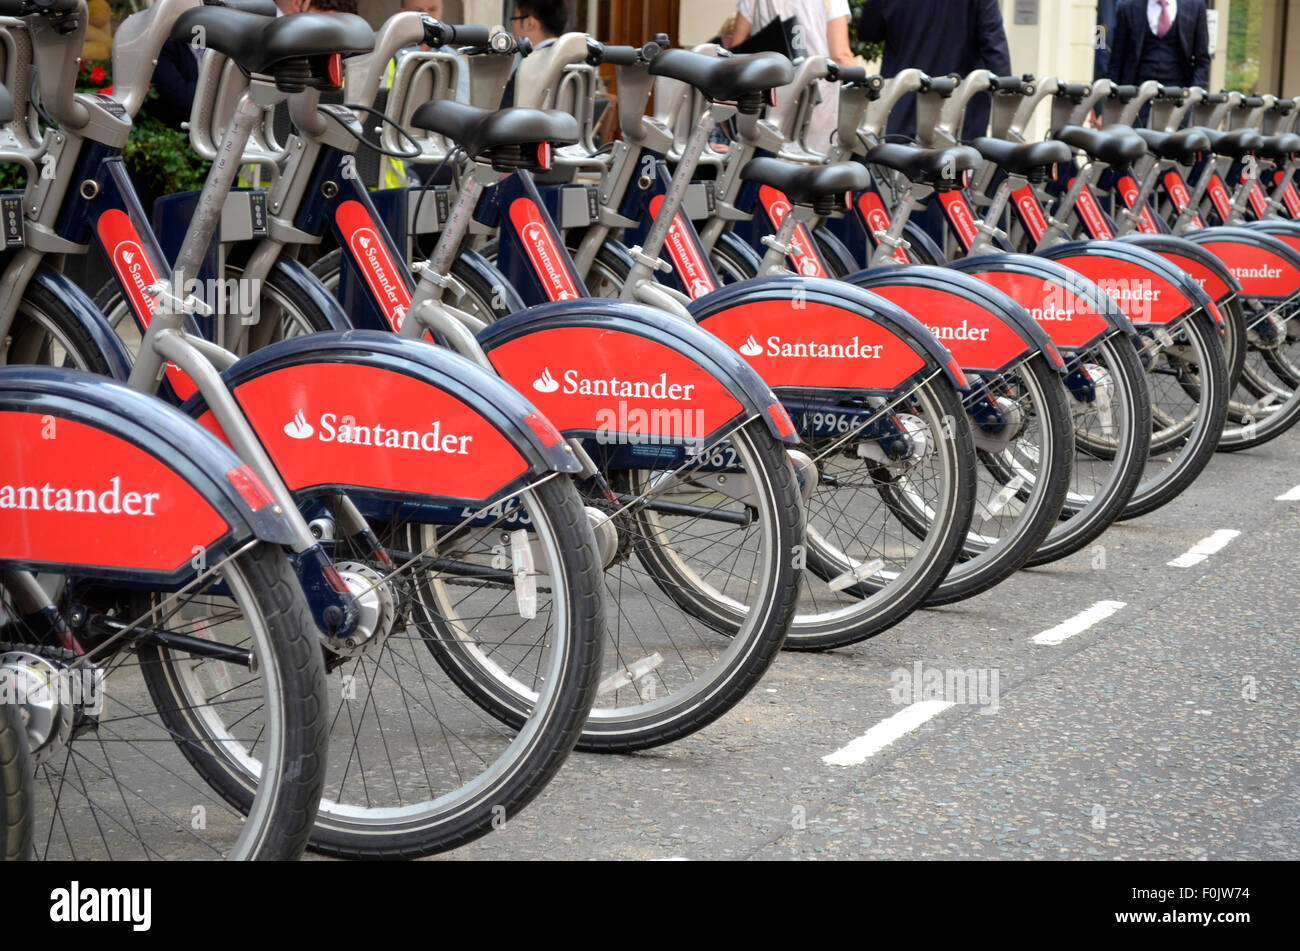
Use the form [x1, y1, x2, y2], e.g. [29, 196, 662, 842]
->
[98, 86, 113, 96]
[89, 66, 105, 85]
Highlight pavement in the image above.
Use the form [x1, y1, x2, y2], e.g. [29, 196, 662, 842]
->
[439, 426, 1300, 860]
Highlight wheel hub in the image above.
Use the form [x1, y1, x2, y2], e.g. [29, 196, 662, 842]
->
[0, 650, 80, 763]
[326, 562, 397, 658]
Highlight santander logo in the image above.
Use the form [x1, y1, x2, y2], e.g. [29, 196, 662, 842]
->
[531, 367, 698, 400]
[348, 225, 407, 326]
[533, 367, 560, 393]
[281, 409, 474, 455]
[739, 335, 764, 357]
[760, 335, 884, 359]
[112, 239, 159, 315]
[509, 198, 582, 302]
[284, 409, 314, 439]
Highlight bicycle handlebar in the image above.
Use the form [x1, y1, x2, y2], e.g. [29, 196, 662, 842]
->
[991, 75, 1024, 93]
[920, 75, 960, 96]
[827, 63, 866, 85]
[1240, 94, 1265, 108]
[1110, 84, 1138, 100]
[421, 20, 491, 49]
[1156, 84, 1187, 99]
[584, 38, 662, 66]
[1055, 82, 1090, 99]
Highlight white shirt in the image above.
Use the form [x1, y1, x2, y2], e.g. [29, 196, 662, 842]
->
[737, 0, 850, 61]
[736, 0, 851, 152]
[1148, 0, 1177, 35]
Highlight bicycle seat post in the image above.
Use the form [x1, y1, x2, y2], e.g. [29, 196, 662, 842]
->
[623, 99, 735, 298]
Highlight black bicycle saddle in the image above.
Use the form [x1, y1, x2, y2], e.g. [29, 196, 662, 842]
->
[1193, 127, 1263, 158]
[1134, 128, 1210, 163]
[969, 138, 1072, 176]
[171, 9, 374, 84]
[648, 50, 794, 108]
[1055, 125, 1147, 166]
[410, 101, 579, 161]
[865, 143, 982, 188]
[740, 157, 869, 206]
[1259, 133, 1300, 160]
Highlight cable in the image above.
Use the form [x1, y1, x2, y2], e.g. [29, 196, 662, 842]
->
[318, 102, 424, 160]
[411, 145, 465, 260]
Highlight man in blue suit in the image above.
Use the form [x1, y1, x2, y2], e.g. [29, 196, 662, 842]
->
[1108, 0, 1211, 89]
[857, 0, 1011, 143]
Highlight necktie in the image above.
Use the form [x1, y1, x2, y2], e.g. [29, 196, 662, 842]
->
[1157, 0, 1173, 38]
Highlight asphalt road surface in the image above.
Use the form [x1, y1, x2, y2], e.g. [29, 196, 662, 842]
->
[440, 427, 1300, 860]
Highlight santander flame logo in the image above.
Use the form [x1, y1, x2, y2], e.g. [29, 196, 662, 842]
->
[284, 409, 314, 439]
[739, 335, 764, 357]
[533, 367, 560, 393]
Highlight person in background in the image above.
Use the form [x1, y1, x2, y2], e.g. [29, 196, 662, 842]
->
[511, 0, 569, 51]
[728, 0, 855, 155]
[857, 0, 1009, 143]
[1107, 0, 1210, 90]
[1095, 0, 1119, 81]
[500, 0, 571, 107]
[857, 0, 1009, 245]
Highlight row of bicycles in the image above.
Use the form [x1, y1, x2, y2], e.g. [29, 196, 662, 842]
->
[0, 0, 1295, 859]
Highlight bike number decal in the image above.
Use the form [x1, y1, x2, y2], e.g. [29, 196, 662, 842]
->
[487, 326, 744, 441]
[0, 411, 227, 572]
[229, 362, 528, 501]
[865, 283, 1033, 372]
[96, 209, 198, 400]
[967, 270, 1111, 350]
[508, 198, 581, 301]
[856, 191, 909, 262]
[1072, 186, 1114, 240]
[700, 299, 926, 391]
[1011, 185, 1050, 243]
[759, 186, 826, 277]
[336, 200, 412, 331]
[649, 195, 716, 298]
[938, 190, 980, 250]
[1114, 175, 1158, 234]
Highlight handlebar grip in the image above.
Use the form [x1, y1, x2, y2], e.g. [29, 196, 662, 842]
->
[922, 75, 959, 96]
[1203, 92, 1228, 103]
[1055, 82, 1090, 99]
[422, 20, 492, 48]
[1275, 100, 1297, 114]
[598, 44, 642, 67]
[1110, 84, 1138, 100]
[1241, 95, 1265, 108]
[833, 65, 867, 85]
[992, 75, 1023, 93]
[1157, 84, 1186, 99]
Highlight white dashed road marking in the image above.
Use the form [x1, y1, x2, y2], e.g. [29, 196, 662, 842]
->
[822, 700, 955, 766]
[1031, 600, 1128, 646]
[1167, 529, 1240, 568]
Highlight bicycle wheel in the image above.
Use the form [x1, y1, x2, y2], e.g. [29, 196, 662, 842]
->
[583, 241, 982, 646]
[6, 278, 119, 375]
[147, 472, 605, 857]
[0, 702, 33, 861]
[924, 352, 1073, 605]
[1026, 332, 1152, 565]
[1218, 294, 1300, 451]
[94, 258, 335, 359]
[5, 543, 329, 860]
[1122, 310, 1229, 519]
